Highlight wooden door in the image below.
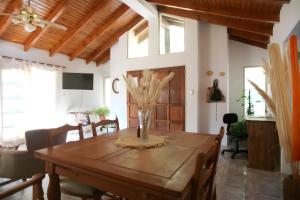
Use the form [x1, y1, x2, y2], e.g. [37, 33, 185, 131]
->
[127, 66, 185, 131]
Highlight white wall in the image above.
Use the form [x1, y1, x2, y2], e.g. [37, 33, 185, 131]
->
[198, 22, 229, 140]
[228, 40, 267, 118]
[0, 40, 104, 126]
[271, 0, 300, 45]
[109, 17, 200, 132]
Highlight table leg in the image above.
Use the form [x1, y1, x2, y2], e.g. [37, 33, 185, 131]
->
[47, 174, 61, 200]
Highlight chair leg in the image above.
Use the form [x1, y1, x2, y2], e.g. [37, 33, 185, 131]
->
[221, 149, 234, 155]
[33, 179, 44, 200]
[231, 138, 239, 159]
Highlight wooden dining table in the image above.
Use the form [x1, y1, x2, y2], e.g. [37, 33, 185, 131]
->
[35, 128, 216, 200]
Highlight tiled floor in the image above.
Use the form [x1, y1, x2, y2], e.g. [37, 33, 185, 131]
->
[1, 148, 284, 200]
[216, 151, 283, 200]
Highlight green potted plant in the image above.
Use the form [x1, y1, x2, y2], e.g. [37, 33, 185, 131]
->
[94, 106, 110, 120]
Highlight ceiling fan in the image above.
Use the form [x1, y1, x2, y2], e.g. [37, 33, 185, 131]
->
[0, 0, 67, 32]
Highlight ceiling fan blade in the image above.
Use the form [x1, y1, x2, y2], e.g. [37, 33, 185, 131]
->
[39, 19, 67, 31]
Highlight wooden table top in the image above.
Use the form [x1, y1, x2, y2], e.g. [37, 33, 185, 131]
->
[35, 128, 216, 197]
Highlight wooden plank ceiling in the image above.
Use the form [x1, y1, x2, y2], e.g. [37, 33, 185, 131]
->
[148, 0, 290, 49]
[0, 0, 143, 66]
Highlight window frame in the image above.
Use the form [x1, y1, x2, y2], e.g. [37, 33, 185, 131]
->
[243, 65, 267, 117]
[159, 13, 185, 55]
[127, 20, 149, 59]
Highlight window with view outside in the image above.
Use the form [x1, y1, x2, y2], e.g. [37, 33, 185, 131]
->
[244, 66, 266, 117]
[160, 15, 184, 54]
[0, 66, 57, 143]
[128, 20, 149, 58]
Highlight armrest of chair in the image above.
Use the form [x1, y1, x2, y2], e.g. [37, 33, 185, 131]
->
[0, 173, 45, 199]
[0, 150, 44, 179]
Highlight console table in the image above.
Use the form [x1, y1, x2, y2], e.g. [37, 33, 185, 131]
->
[246, 117, 280, 171]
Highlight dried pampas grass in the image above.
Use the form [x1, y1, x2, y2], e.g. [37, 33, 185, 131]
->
[123, 70, 175, 111]
[249, 42, 299, 178]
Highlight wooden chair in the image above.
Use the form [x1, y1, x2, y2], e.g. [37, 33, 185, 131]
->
[0, 129, 53, 199]
[48, 124, 104, 200]
[91, 117, 120, 137]
[191, 142, 219, 200]
[209, 127, 225, 200]
[0, 173, 45, 199]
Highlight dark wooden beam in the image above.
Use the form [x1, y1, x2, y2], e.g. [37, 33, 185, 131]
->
[148, 0, 280, 22]
[0, 0, 22, 36]
[228, 28, 270, 44]
[96, 50, 110, 66]
[69, 4, 129, 61]
[158, 6, 274, 36]
[49, 0, 110, 57]
[229, 35, 268, 49]
[260, 0, 290, 3]
[86, 15, 143, 64]
[24, 0, 67, 51]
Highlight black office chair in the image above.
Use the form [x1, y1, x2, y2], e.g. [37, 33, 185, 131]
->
[221, 113, 248, 159]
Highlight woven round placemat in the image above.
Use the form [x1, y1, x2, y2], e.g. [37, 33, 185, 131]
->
[115, 134, 167, 148]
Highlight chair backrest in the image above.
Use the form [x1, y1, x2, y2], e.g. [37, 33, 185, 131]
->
[192, 144, 218, 200]
[214, 127, 224, 173]
[25, 129, 53, 153]
[223, 113, 238, 133]
[91, 117, 120, 137]
[48, 124, 83, 147]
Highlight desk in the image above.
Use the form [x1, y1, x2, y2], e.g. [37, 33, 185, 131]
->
[35, 128, 216, 200]
[246, 117, 280, 171]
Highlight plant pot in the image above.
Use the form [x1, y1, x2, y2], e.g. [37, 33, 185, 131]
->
[99, 115, 106, 120]
[283, 175, 300, 200]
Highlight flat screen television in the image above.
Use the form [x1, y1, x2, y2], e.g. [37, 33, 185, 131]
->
[62, 72, 93, 90]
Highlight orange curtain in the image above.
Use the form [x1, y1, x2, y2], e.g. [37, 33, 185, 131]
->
[290, 35, 300, 161]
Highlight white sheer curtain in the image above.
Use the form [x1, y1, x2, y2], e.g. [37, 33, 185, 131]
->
[0, 57, 60, 143]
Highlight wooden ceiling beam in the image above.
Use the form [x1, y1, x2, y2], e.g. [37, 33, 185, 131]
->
[49, 0, 110, 57]
[86, 15, 143, 64]
[148, 0, 279, 22]
[96, 50, 110, 66]
[24, 0, 67, 51]
[120, 0, 157, 20]
[229, 35, 268, 49]
[69, 4, 129, 61]
[228, 28, 270, 44]
[158, 6, 274, 36]
[0, 0, 22, 36]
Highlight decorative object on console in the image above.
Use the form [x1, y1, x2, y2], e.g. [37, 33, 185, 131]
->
[219, 72, 226, 76]
[249, 36, 300, 199]
[123, 70, 174, 140]
[112, 78, 119, 94]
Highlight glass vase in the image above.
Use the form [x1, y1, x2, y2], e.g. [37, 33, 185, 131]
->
[138, 110, 152, 140]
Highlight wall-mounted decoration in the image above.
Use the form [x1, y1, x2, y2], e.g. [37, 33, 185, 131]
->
[219, 72, 226, 76]
[112, 78, 119, 94]
[207, 79, 225, 103]
[206, 70, 213, 76]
